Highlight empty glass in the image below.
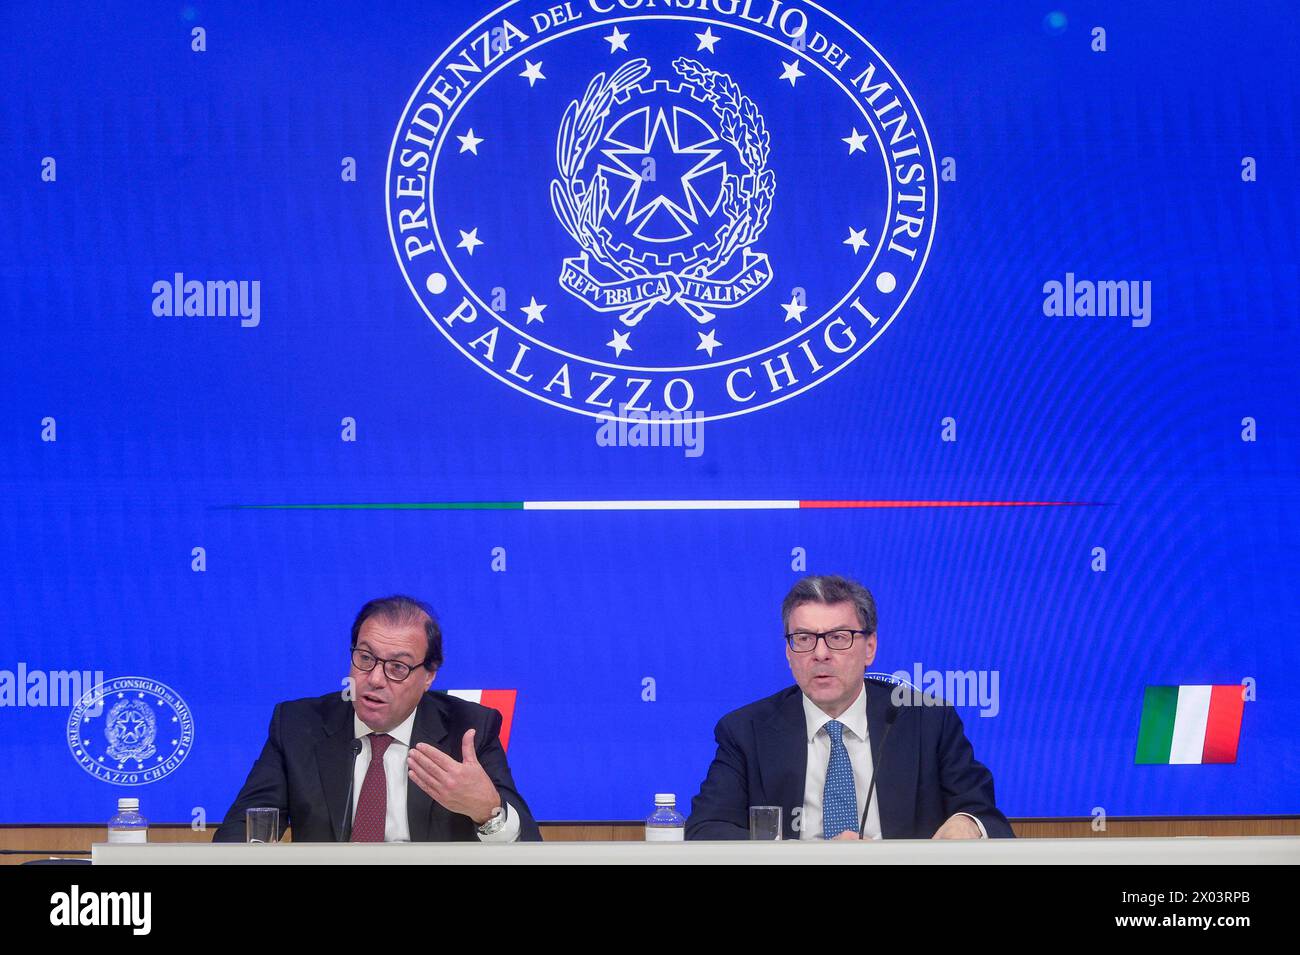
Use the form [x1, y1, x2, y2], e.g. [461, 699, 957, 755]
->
[245, 807, 280, 844]
[749, 805, 782, 840]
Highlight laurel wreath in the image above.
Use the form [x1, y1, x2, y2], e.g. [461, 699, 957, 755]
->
[550, 59, 654, 281]
[550, 56, 776, 288]
[670, 56, 775, 278]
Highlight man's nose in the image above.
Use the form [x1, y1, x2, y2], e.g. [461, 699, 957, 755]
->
[813, 636, 834, 660]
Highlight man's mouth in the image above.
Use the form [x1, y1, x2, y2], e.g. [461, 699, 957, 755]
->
[361, 692, 387, 706]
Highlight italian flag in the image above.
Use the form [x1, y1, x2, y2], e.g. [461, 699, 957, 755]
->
[1135, 685, 1246, 764]
[447, 689, 517, 751]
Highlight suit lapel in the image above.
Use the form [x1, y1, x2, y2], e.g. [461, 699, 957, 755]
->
[406, 693, 449, 841]
[755, 691, 808, 840]
[316, 699, 357, 841]
[864, 680, 918, 838]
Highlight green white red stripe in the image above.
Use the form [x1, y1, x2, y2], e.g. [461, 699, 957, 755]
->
[447, 689, 517, 751]
[1135, 685, 1246, 764]
[234, 499, 1100, 511]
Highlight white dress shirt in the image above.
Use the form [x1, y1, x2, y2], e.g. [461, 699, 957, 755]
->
[352, 711, 520, 842]
[798, 686, 882, 840]
[798, 687, 987, 840]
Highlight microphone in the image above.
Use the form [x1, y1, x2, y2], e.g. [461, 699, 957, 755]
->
[339, 738, 363, 842]
[859, 691, 903, 839]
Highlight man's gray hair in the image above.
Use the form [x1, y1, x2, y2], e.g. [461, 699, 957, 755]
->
[781, 575, 878, 634]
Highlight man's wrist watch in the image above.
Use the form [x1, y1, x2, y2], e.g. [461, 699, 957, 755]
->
[477, 801, 508, 835]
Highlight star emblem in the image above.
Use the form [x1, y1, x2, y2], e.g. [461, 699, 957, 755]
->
[782, 296, 809, 323]
[520, 60, 546, 86]
[457, 129, 484, 155]
[779, 60, 805, 86]
[598, 107, 725, 243]
[520, 296, 547, 324]
[457, 227, 484, 255]
[607, 329, 632, 357]
[604, 26, 630, 52]
[696, 329, 722, 356]
[842, 128, 869, 154]
[844, 226, 870, 254]
[695, 27, 720, 53]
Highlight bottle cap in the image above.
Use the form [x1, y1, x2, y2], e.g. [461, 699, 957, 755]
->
[654, 793, 676, 805]
[117, 798, 139, 812]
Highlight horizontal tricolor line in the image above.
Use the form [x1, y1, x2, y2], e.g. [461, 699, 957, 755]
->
[228, 502, 524, 510]
[524, 499, 797, 510]
[797, 500, 1095, 509]
[228, 499, 1103, 511]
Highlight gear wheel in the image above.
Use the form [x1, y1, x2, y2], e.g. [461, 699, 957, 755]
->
[587, 77, 736, 270]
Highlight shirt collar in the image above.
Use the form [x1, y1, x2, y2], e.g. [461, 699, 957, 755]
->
[801, 681, 868, 743]
[354, 705, 417, 748]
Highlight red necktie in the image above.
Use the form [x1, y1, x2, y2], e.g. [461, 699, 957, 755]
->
[351, 733, 394, 842]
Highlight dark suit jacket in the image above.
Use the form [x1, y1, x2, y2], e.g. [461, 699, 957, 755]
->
[686, 681, 1013, 840]
[213, 691, 541, 842]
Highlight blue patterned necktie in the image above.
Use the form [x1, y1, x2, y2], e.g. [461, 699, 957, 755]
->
[822, 720, 858, 839]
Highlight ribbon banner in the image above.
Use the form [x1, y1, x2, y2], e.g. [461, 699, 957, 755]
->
[558, 249, 772, 326]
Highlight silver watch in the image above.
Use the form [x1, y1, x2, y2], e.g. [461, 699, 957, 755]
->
[476, 802, 508, 835]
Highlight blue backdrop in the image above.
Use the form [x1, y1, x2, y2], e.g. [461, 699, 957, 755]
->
[1, 0, 1296, 823]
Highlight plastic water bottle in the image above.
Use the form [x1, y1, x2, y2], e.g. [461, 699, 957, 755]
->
[107, 797, 148, 844]
[645, 793, 685, 841]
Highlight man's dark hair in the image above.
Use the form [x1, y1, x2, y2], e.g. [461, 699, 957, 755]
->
[781, 575, 878, 634]
[350, 595, 443, 670]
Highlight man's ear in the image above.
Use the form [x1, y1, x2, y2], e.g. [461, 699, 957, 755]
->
[424, 667, 437, 691]
[863, 632, 878, 666]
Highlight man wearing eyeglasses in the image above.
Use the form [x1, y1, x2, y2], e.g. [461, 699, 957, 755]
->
[213, 595, 540, 842]
[685, 575, 1011, 841]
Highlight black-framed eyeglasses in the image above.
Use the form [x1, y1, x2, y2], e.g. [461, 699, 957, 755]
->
[785, 629, 868, 652]
[350, 647, 429, 682]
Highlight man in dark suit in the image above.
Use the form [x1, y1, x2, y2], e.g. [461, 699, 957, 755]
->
[687, 575, 1012, 841]
[214, 595, 540, 842]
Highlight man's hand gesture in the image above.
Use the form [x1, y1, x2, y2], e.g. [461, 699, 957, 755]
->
[407, 729, 501, 825]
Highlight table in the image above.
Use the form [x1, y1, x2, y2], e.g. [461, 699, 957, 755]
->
[91, 836, 1300, 865]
